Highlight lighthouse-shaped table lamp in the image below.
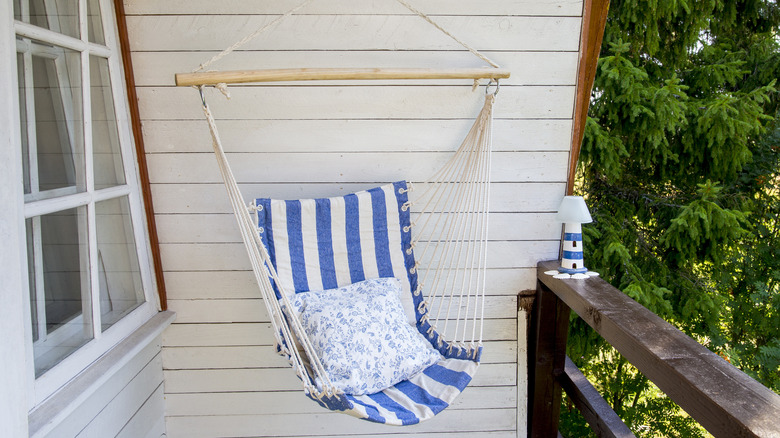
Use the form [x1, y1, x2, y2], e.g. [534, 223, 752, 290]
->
[548, 196, 599, 279]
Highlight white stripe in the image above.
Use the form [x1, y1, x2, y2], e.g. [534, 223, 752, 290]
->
[406, 358, 479, 407]
[299, 199, 323, 292]
[437, 357, 480, 375]
[350, 393, 402, 425]
[271, 201, 295, 301]
[358, 190, 379, 280]
[384, 185, 416, 324]
[329, 196, 351, 287]
[406, 372, 461, 409]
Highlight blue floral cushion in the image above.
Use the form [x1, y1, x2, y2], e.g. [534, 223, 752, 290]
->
[290, 277, 442, 395]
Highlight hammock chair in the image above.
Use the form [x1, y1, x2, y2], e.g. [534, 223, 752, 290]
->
[177, 0, 510, 426]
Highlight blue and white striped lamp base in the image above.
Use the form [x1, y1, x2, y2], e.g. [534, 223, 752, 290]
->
[558, 266, 588, 274]
[544, 269, 600, 280]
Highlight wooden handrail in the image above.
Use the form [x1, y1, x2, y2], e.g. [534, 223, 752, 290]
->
[174, 67, 511, 86]
[531, 260, 780, 437]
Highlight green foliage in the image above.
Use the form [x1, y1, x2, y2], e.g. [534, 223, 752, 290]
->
[562, 0, 780, 436]
[660, 181, 747, 264]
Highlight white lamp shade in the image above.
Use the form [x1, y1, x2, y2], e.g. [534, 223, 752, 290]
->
[556, 196, 593, 223]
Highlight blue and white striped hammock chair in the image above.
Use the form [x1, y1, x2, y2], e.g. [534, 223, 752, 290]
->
[199, 88, 496, 425]
[177, 0, 510, 424]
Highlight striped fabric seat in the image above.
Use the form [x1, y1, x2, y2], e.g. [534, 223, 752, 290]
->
[255, 181, 480, 425]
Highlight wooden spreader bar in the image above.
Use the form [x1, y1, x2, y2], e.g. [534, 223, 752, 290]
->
[175, 67, 511, 87]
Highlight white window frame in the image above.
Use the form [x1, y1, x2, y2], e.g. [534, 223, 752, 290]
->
[9, 0, 159, 408]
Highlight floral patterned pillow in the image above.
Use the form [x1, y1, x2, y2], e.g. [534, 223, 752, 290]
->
[290, 277, 442, 395]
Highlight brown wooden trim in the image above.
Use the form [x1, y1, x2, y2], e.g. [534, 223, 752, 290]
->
[528, 279, 571, 437]
[537, 260, 780, 437]
[560, 356, 635, 438]
[113, 0, 167, 310]
[567, 0, 610, 195]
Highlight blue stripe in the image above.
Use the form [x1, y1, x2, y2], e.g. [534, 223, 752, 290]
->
[309, 392, 353, 413]
[423, 364, 474, 392]
[395, 379, 448, 415]
[562, 250, 584, 260]
[367, 391, 419, 425]
[344, 193, 365, 284]
[369, 187, 394, 278]
[564, 233, 582, 241]
[285, 200, 310, 292]
[315, 198, 338, 290]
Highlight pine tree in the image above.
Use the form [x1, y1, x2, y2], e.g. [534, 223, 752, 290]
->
[562, 1, 780, 435]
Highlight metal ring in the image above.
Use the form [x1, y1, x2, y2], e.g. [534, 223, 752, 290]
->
[198, 86, 207, 106]
[486, 79, 500, 96]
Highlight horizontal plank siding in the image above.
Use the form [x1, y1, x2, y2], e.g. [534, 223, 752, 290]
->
[166, 296, 518, 324]
[138, 85, 575, 120]
[162, 319, 518, 347]
[159, 241, 559, 272]
[115, 384, 167, 438]
[146, 151, 569, 184]
[126, 0, 582, 435]
[154, 212, 561, 243]
[261, 434, 516, 438]
[164, 409, 517, 438]
[164, 385, 516, 417]
[42, 338, 165, 438]
[75, 356, 164, 438]
[125, 0, 583, 16]
[161, 341, 517, 370]
[150, 183, 567, 214]
[164, 363, 516, 394]
[127, 16, 580, 51]
[142, 119, 574, 154]
[162, 267, 538, 300]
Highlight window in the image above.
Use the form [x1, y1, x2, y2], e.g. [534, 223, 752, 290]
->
[13, 0, 157, 406]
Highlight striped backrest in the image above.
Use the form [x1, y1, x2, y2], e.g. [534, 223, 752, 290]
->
[255, 181, 419, 322]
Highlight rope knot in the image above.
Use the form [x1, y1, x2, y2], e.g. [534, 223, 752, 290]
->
[215, 82, 231, 99]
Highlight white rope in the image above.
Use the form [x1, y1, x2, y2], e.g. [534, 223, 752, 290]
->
[393, 0, 501, 69]
[409, 94, 494, 348]
[199, 91, 338, 396]
[193, 0, 499, 75]
[193, 0, 316, 73]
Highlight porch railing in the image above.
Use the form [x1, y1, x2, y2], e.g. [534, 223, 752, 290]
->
[528, 260, 780, 437]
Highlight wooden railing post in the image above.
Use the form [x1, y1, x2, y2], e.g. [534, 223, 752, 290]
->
[528, 278, 571, 437]
[536, 260, 780, 437]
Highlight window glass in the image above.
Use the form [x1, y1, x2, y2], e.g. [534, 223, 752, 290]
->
[25, 42, 84, 198]
[13, 0, 21, 22]
[96, 197, 144, 330]
[87, 0, 105, 45]
[22, 0, 80, 39]
[91, 55, 125, 189]
[27, 207, 94, 378]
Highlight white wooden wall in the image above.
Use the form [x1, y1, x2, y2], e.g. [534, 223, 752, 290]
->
[125, 1, 583, 436]
[39, 335, 167, 438]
